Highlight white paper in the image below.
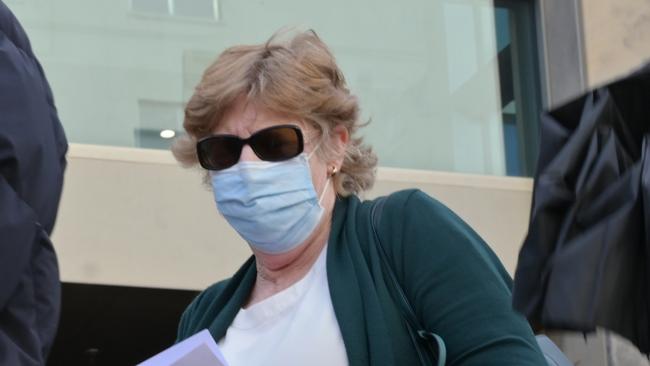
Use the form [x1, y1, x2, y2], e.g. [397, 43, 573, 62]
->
[137, 329, 229, 366]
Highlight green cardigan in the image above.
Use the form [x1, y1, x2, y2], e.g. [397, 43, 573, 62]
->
[177, 189, 546, 365]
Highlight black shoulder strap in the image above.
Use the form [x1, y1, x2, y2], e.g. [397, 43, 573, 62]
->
[370, 197, 446, 366]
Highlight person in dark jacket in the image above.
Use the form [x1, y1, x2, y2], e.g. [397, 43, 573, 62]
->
[0, 2, 67, 365]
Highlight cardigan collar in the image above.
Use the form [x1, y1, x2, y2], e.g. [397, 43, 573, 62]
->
[206, 194, 395, 365]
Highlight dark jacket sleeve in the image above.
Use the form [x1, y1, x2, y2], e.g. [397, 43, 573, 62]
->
[0, 174, 38, 310]
[0, 3, 67, 363]
[383, 190, 546, 365]
[0, 20, 41, 312]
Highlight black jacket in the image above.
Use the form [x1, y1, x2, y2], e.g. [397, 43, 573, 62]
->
[0, 2, 67, 364]
[513, 64, 650, 354]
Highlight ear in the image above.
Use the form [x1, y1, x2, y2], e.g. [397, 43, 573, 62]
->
[330, 125, 349, 168]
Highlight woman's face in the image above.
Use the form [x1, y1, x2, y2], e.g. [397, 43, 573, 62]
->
[212, 97, 336, 202]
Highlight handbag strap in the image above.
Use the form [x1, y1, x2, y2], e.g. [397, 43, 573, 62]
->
[370, 197, 446, 366]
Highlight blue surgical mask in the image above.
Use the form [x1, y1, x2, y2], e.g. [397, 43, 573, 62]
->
[210, 152, 329, 254]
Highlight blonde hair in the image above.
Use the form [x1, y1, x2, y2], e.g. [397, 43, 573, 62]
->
[173, 30, 377, 196]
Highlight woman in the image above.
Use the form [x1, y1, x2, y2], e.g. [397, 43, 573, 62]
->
[173, 30, 546, 365]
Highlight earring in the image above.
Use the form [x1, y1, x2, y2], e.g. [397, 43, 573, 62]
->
[330, 165, 338, 176]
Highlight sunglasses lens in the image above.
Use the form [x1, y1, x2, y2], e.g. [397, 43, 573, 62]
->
[197, 126, 304, 170]
[197, 136, 242, 170]
[250, 126, 303, 162]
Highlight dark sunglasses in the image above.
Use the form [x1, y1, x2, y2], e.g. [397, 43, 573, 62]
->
[196, 124, 304, 171]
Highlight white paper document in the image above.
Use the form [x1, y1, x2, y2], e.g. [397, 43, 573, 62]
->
[137, 329, 229, 366]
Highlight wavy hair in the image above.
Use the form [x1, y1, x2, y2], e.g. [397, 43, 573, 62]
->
[172, 30, 377, 196]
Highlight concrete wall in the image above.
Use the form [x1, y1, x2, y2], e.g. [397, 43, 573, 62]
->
[581, 0, 650, 88]
[52, 144, 533, 291]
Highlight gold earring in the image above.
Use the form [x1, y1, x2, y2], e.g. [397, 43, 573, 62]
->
[330, 166, 338, 176]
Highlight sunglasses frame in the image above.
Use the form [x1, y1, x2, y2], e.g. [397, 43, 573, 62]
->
[196, 124, 305, 171]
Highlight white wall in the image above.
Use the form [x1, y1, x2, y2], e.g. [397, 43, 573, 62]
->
[52, 144, 532, 291]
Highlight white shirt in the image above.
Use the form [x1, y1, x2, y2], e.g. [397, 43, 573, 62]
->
[218, 246, 349, 366]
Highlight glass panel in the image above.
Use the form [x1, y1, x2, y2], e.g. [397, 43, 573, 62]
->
[131, 0, 169, 15]
[494, 0, 542, 176]
[136, 100, 183, 149]
[8, 0, 541, 176]
[173, 0, 217, 20]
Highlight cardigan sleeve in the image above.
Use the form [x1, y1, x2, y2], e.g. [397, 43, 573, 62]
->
[176, 291, 202, 342]
[176, 280, 228, 342]
[384, 190, 546, 365]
